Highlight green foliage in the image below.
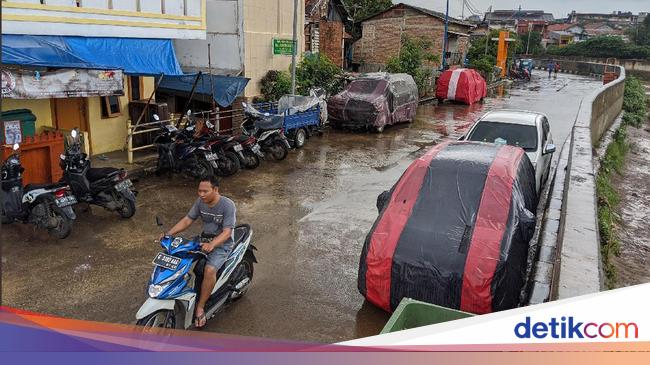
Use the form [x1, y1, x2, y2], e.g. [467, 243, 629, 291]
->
[385, 36, 439, 93]
[598, 76, 649, 288]
[546, 36, 650, 59]
[342, 0, 393, 22]
[628, 16, 650, 46]
[295, 53, 343, 96]
[468, 55, 496, 80]
[259, 70, 292, 102]
[466, 30, 500, 80]
[516, 31, 544, 55]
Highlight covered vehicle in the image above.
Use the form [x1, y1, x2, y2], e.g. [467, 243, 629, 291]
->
[436, 68, 487, 105]
[328, 73, 418, 132]
[358, 141, 538, 314]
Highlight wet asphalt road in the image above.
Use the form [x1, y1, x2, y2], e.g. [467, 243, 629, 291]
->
[0, 71, 600, 343]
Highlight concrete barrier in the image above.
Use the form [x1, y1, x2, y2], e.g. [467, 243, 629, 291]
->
[530, 62, 626, 302]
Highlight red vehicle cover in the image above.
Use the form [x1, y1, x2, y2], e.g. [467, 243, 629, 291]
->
[436, 68, 488, 105]
[358, 142, 538, 314]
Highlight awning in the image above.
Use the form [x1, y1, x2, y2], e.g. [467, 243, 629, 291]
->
[158, 74, 250, 108]
[2, 34, 183, 76]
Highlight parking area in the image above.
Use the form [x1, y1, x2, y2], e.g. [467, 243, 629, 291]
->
[0, 71, 600, 343]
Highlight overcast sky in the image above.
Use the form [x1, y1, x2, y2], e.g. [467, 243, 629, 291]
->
[401, 0, 649, 19]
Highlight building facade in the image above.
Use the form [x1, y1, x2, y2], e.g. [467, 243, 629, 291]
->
[2, 0, 205, 155]
[352, 3, 472, 72]
[305, 0, 353, 68]
[173, 0, 305, 98]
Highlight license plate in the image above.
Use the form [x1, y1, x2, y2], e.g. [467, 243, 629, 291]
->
[252, 144, 261, 153]
[233, 144, 243, 152]
[205, 152, 219, 161]
[55, 195, 77, 207]
[115, 179, 133, 192]
[152, 252, 181, 271]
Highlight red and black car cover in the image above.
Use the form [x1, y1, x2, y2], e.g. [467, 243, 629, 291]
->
[358, 141, 538, 314]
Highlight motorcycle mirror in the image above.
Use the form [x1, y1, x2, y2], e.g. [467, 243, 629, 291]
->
[264, 113, 270, 117]
[186, 110, 192, 116]
[242, 102, 248, 108]
[12, 143, 19, 151]
[155, 216, 163, 227]
[153, 114, 160, 121]
[71, 129, 78, 139]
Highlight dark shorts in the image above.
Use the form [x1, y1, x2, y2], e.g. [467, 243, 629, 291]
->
[206, 242, 234, 269]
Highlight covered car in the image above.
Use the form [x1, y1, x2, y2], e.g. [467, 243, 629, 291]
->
[436, 68, 487, 105]
[358, 141, 538, 314]
[328, 73, 418, 132]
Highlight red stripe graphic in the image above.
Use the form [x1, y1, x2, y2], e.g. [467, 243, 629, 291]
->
[365, 143, 448, 311]
[460, 145, 524, 314]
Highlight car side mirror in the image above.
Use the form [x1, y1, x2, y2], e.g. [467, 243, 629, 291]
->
[544, 143, 556, 155]
[376, 190, 390, 212]
[155, 216, 163, 227]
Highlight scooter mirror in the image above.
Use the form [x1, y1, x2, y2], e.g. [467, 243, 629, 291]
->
[155, 216, 163, 227]
[264, 113, 270, 117]
[186, 110, 192, 116]
[71, 129, 78, 139]
[242, 102, 248, 108]
[153, 114, 160, 121]
[12, 143, 19, 151]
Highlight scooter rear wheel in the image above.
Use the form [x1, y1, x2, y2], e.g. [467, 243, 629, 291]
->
[242, 150, 260, 169]
[47, 205, 72, 239]
[269, 140, 288, 161]
[136, 310, 176, 329]
[117, 194, 136, 219]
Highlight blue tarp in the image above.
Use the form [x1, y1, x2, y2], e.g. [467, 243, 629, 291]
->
[2, 34, 183, 76]
[158, 74, 249, 108]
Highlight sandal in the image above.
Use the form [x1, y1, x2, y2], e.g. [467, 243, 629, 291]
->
[194, 312, 207, 328]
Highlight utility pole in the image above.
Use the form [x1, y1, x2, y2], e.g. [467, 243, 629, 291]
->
[485, 6, 492, 55]
[526, 23, 533, 54]
[461, 0, 465, 20]
[290, 0, 299, 95]
[442, 0, 449, 69]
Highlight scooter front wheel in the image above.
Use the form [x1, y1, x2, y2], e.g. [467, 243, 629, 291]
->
[136, 310, 176, 329]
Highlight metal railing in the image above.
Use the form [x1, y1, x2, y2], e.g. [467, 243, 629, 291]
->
[125, 108, 246, 164]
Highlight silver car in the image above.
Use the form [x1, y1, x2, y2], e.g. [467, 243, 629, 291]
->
[463, 109, 556, 193]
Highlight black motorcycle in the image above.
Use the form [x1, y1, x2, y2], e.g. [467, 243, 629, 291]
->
[241, 103, 290, 161]
[153, 114, 215, 179]
[1, 143, 77, 239]
[59, 128, 137, 218]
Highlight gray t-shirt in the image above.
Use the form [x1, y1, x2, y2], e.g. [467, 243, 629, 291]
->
[187, 196, 236, 244]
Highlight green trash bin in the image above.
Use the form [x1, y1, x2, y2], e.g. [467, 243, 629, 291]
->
[1, 109, 37, 144]
[380, 298, 474, 334]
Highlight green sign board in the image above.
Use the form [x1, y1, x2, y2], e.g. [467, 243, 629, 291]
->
[273, 39, 295, 56]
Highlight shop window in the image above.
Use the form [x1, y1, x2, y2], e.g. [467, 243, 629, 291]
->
[101, 95, 122, 118]
[129, 76, 144, 101]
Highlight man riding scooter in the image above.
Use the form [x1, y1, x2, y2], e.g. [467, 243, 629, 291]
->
[159, 175, 236, 328]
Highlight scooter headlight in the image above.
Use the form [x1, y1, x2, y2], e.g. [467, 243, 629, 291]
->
[148, 284, 164, 298]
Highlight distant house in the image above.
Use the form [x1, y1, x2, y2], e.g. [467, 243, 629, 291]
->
[305, 0, 354, 68]
[547, 31, 575, 48]
[516, 20, 548, 35]
[582, 23, 627, 40]
[484, 9, 554, 30]
[544, 23, 584, 45]
[352, 3, 473, 72]
[568, 11, 638, 25]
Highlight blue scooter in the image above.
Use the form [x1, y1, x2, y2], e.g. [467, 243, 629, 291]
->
[136, 218, 257, 329]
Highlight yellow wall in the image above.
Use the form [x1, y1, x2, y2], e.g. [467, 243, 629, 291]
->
[88, 76, 155, 155]
[243, 0, 304, 97]
[1, 98, 53, 132]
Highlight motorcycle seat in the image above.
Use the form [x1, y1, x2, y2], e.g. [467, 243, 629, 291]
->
[193, 224, 251, 282]
[87, 167, 121, 182]
[25, 182, 66, 192]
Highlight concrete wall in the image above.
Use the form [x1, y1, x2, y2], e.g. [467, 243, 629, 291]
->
[540, 64, 626, 301]
[243, 0, 305, 98]
[536, 56, 650, 79]
[173, 0, 244, 75]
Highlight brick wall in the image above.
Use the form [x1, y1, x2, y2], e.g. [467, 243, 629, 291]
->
[319, 20, 344, 67]
[353, 10, 470, 69]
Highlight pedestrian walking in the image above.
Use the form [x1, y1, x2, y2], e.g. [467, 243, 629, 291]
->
[554, 62, 560, 78]
[547, 61, 554, 78]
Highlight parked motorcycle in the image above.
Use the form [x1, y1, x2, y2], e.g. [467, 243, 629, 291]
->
[241, 102, 291, 161]
[509, 67, 531, 81]
[135, 218, 257, 329]
[59, 128, 137, 218]
[184, 114, 241, 177]
[1, 143, 77, 239]
[199, 119, 261, 170]
[153, 114, 215, 179]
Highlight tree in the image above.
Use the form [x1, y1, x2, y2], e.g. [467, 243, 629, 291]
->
[517, 31, 543, 55]
[295, 53, 343, 96]
[385, 36, 439, 93]
[342, 0, 393, 22]
[629, 16, 650, 46]
[546, 35, 650, 59]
